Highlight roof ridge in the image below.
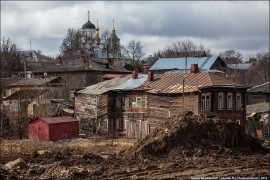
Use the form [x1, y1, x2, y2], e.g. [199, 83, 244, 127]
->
[248, 81, 270, 90]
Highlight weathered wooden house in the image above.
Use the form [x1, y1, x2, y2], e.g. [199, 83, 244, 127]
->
[74, 75, 131, 135]
[150, 55, 227, 74]
[33, 57, 131, 99]
[28, 116, 79, 141]
[2, 77, 64, 119]
[140, 64, 247, 135]
[74, 71, 148, 137]
[247, 82, 270, 105]
[110, 71, 148, 138]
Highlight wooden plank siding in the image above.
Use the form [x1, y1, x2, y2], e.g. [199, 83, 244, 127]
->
[147, 93, 198, 133]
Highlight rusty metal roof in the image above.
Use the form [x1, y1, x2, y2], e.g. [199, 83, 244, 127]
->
[78, 75, 131, 95]
[140, 72, 245, 94]
[37, 116, 78, 124]
[103, 74, 125, 79]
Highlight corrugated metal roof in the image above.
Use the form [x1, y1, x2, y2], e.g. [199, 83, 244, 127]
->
[140, 72, 244, 94]
[247, 102, 270, 114]
[149, 55, 221, 71]
[227, 63, 253, 70]
[78, 75, 131, 95]
[114, 74, 148, 90]
[38, 116, 78, 124]
[248, 82, 270, 93]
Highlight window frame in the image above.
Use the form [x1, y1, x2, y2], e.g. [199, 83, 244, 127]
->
[236, 93, 242, 110]
[227, 93, 233, 110]
[201, 93, 211, 110]
[218, 93, 224, 110]
[136, 97, 142, 108]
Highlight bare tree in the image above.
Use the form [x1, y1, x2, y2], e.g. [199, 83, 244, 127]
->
[123, 40, 145, 68]
[0, 38, 22, 78]
[219, 50, 243, 64]
[152, 39, 211, 64]
[59, 28, 82, 58]
[254, 51, 270, 84]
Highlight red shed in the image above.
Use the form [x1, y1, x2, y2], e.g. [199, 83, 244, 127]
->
[28, 116, 79, 141]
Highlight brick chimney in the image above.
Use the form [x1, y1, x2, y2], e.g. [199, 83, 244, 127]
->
[81, 56, 89, 70]
[147, 71, 154, 81]
[132, 69, 138, 79]
[190, 64, 199, 73]
[56, 56, 62, 65]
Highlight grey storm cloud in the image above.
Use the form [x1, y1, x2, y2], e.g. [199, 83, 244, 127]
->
[1, 1, 269, 58]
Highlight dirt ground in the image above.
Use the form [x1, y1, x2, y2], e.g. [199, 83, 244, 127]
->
[1, 112, 270, 179]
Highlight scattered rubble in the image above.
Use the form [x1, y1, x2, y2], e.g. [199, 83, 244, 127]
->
[1, 111, 269, 179]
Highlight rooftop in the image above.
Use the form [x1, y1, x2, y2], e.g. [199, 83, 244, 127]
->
[77, 75, 131, 95]
[150, 55, 226, 71]
[37, 116, 78, 124]
[248, 82, 270, 93]
[33, 58, 130, 73]
[140, 72, 245, 94]
[247, 102, 270, 114]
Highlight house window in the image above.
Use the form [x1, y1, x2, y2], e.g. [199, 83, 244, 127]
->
[136, 97, 142, 108]
[236, 93, 242, 109]
[116, 97, 121, 108]
[122, 96, 130, 108]
[227, 93, 233, 110]
[201, 93, 211, 110]
[136, 96, 147, 108]
[218, 93, 224, 110]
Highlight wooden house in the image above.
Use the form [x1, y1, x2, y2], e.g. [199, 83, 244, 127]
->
[139, 64, 247, 135]
[247, 82, 270, 105]
[2, 77, 64, 119]
[74, 75, 131, 135]
[74, 71, 148, 137]
[28, 116, 79, 141]
[33, 57, 131, 99]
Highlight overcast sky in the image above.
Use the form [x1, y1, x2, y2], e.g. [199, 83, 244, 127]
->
[1, 1, 269, 59]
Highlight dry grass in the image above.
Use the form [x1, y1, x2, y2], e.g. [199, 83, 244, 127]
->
[0, 138, 136, 155]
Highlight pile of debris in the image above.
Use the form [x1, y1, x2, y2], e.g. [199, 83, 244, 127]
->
[121, 111, 265, 160]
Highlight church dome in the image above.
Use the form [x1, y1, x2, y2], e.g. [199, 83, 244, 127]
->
[82, 20, 95, 29]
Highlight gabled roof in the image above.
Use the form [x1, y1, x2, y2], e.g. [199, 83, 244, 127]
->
[227, 63, 253, 70]
[7, 77, 62, 87]
[140, 72, 245, 94]
[36, 116, 78, 124]
[4, 89, 47, 100]
[33, 58, 130, 73]
[248, 82, 270, 93]
[0, 77, 21, 88]
[77, 75, 131, 95]
[150, 55, 225, 71]
[247, 102, 270, 114]
[114, 74, 148, 90]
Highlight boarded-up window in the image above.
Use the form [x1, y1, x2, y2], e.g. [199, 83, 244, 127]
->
[201, 93, 211, 110]
[218, 93, 224, 110]
[236, 93, 242, 109]
[227, 93, 233, 110]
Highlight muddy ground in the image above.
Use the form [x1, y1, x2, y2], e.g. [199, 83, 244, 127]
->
[1, 112, 270, 179]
